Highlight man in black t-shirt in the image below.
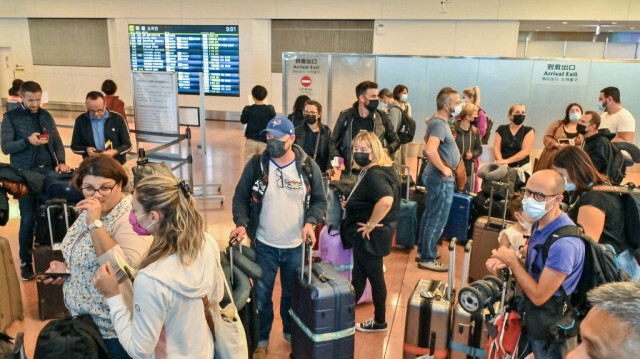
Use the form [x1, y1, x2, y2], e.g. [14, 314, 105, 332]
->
[241, 85, 276, 164]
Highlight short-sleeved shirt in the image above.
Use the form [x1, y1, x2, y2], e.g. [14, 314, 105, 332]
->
[567, 190, 627, 254]
[256, 159, 307, 248]
[526, 213, 585, 296]
[424, 117, 460, 181]
[241, 104, 277, 142]
[496, 124, 534, 168]
[343, 166, 400, 257]
[499, 225, 527, 259]
[600, 108, 636, 134]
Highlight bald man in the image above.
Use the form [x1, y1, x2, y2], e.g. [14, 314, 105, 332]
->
[487, 169, 585, 359]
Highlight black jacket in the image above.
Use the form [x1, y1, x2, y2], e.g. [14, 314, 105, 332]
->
[0, 163, 46, 194]
[1, 106, 66, 170]
[452, 123, 483, 176]
[294, 123, 332, 172]
[583, 129, 615, 175]
[330, 102, 400, 173]
[232, 144, 328, 242]
[70, 111, 132, 164]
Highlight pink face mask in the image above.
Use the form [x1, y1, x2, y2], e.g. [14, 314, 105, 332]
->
[129, 210, 152, 236]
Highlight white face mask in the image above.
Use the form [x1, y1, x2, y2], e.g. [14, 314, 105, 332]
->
[450, 104, 462, 117]
[569, 112, 581, 121]
[380, 103, 388, 109]
[400, 94, 408, 102]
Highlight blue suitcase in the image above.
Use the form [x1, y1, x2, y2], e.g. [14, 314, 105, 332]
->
[290, 240, 355, 359]
[442, 192, 474, 244]
[396, 165, 418, 248]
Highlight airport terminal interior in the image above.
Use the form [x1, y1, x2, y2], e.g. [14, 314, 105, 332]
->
[2, 1, 640, 358]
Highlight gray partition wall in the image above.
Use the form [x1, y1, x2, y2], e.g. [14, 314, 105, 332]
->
[283, 53, 640, 149]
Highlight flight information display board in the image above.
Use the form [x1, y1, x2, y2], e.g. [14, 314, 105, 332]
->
[129, 24, 239, 96]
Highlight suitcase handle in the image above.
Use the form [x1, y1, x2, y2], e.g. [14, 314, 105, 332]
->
[485, 183, 509, 230]
[447, 237, 457, 301]
[300, 236, 313, 285]
[461, 240, 473, 287]
[400, 165, 411, 201]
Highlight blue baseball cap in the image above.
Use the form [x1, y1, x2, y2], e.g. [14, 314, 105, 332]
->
[259, 116, 295, 138]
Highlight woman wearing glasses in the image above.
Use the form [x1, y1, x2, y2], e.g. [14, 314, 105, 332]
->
[294, 100, 332, 172]
[43, 155, 152, 359]
[551, 146, 640, 280]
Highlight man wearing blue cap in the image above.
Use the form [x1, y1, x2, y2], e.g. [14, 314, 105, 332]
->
[230, 116, 327, 358]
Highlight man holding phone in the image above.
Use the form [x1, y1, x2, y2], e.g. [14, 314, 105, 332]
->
[1, 81, 70, 280]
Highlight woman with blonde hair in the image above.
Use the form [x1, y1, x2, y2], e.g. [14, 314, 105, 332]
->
[340, 131, 400, 333]
[452, 103, 483, 192]
[462, 86, 488, 139]
[94, 175, 226, 358]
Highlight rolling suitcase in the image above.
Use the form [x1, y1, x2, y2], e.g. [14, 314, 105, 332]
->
[396, 165, 417, 248]
[40, 172, 83, 203]
[318, 225, 372, 304]
[441, 192, 474, 244]
[0, 237, 23, 330]
[290, 239, 355, 359]
[33, 245, 69, 320]
[34, 199, 77, 249]
[402, 238, 457, 359]
[450, 240, 498, 359]
[227, 242, 259, 358]
[469, 183, 513, 282]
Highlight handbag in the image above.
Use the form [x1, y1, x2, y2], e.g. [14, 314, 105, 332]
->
[444, 159, 466, 192]
[203, 242, 248, 359]
[486, 310, 522, 359]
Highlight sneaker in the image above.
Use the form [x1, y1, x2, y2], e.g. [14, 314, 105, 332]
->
[415, 253, 441, 262]
[418, 260, 449, 272]
[356, 318, 387, 332]
[253, 346, 267, 359]
[20, 263, 35, 281]
[283, 333, 291, 344]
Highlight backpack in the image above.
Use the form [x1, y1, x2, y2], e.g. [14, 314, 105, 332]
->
[481, 117, 494, 145]
[606, 143, 627, 185]
[592, 183, 640, 250]
[34, 314, 111, 359]
[390, 105, 416, 144]
[537, 225, 630, 320]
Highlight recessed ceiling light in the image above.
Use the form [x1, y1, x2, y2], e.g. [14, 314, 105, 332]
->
[611, 22, 618, 25]
[631, 27, 636, 30]
[562, 21, 568, 25]
[546, 26, 551, 29]
[535, 29, 540, 32]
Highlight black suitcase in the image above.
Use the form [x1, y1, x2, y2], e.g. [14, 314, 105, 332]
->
[290, 240, 355, 359]
[396, 165, 418, 248]
[33, 245, 69, 320]
[40, 172, 83, 203]
[442, 192, 475, 244]
[34, 199, 77, 248]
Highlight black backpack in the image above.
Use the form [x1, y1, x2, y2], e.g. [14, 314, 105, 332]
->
[592, 183, 640, 250]
[538, 225, 630, 319]
[606, 143, 626, 185]
[34, 314, 111, 359]
[481, 117, 494, 145]
[390, 105, 416, 144]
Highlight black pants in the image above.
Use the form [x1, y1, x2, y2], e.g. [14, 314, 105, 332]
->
[352, 246, 386, 324]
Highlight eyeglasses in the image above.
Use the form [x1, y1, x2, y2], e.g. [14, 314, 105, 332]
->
[89, 108, 106, 115]
[81, 184, 116, 196]
[303, 111, 318, 116]
[275, 168, 284, 188]
[521, 188, 558, 202]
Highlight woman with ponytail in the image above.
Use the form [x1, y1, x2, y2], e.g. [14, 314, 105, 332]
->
[94, 175, 225, 358]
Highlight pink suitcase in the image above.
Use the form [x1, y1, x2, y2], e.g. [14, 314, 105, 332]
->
[318, 226, 373, 304]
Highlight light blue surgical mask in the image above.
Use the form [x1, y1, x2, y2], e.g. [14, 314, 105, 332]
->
[564, 176, 576, 192]
[569, 112, 581, 121]
[597, 101, 607, 112]
[451, 104, 462, 117]
[522, 196, 555, 220]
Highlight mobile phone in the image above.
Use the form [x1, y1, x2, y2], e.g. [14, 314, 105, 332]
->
[37, 133, 49, 140]
[558, 138, 574, 145]
[331, 156, 344, 168]
[34, 272, 70, 281]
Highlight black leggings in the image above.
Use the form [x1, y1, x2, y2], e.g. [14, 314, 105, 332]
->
[352, 247, 387, 324]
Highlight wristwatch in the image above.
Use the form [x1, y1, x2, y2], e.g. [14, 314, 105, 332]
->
[88, 219, 103, 231]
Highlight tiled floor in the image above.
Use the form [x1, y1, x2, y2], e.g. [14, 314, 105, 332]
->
[3, 107, 638, 358]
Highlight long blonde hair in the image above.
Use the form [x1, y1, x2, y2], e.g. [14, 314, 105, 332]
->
[135, 175, 205, 269]
[352, 132, 393, 168]
[463, 86, 481, 105]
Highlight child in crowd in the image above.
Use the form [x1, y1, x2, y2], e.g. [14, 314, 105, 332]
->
[241, 85, 276, 164]
[498, 193, 534, 260]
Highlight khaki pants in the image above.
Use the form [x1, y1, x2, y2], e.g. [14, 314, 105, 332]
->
[244, 139, 267, 164]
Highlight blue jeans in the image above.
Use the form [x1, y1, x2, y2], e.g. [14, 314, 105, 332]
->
[17, 167, 58, 266]
[253, 239, 302, 346]
[418, 175, 454, 261]
[528, 336, 576, 359]
[618, 249, 640, 281]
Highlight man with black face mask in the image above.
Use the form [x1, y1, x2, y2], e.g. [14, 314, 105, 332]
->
[578, 110, 616, 176]
[230, 117, 327, 358]
[294, 100, 332, 172]
[330, 81, 400, 178]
